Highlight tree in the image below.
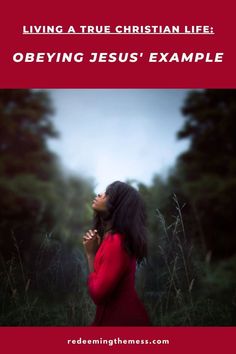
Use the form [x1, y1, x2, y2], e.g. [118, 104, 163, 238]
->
[0, 89, 57, 179]
[0, 89, 59, 258]
[176, 89, 236, 258]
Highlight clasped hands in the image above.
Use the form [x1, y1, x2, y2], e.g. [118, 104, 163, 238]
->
[82, 229, 101, 256]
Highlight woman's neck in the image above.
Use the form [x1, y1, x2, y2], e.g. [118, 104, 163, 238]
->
[103, 232, 110, 240]
[103, 222, 113, 239]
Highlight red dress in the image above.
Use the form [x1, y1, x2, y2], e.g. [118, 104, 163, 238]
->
[87, 232, 151, 326]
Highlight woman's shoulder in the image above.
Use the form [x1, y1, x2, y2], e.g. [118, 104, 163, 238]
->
[106, 232, 125, 242]
[103, 232, 125, 248]
[103, 232, 136, 263]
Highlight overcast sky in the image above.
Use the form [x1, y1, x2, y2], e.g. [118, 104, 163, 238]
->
[47, 89, 190, 193]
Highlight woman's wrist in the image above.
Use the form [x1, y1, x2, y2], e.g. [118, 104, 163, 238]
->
[86, 253, 95, 259]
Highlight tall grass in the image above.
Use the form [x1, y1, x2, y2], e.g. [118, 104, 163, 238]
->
[135, 194, 236, 326]
[0, 195, 235, 325]
[0, 234, 95, 326]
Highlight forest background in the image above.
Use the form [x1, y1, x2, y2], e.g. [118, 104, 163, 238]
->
[0, 89, 235, 325]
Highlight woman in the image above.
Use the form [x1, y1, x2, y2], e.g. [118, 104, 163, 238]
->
[82, 181, 151, 326]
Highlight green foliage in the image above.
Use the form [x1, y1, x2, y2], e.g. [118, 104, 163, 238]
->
[0, 89, 96, 325]
[178, 89, 236, 178]
[135, 197, 236, 326]
[54, 175, 95, 243]
[0, 244, 95, 326]
[0, 90, 95, 261]
[0, 89, 58, 258]
[173, 89, 236, 258]
[0, 89, 57, 178]
[0, 89, 235, 326]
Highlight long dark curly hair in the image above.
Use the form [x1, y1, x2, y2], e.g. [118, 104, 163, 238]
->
[93, 181, 148, 265]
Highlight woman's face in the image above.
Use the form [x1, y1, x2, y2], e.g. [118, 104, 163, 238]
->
[92, 192, 108, 212]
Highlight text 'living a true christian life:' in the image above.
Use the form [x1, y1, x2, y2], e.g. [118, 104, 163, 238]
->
[22, 24, 215, 34]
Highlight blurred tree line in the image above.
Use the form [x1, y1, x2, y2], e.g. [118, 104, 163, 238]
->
[140, 89, 236, 260]
[0, 90, 94, 303]
[0, 89, 235, 325]
[177, 89, 236, 258]
[136, 89, 236, 325]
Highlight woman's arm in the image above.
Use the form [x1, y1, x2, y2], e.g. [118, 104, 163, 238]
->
[86, 254, 95, 272]
[87, 233, 130, 305]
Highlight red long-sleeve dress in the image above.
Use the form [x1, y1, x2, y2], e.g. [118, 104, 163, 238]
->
[87, 232, 151, 326]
